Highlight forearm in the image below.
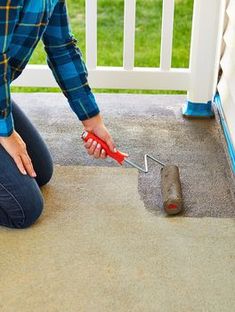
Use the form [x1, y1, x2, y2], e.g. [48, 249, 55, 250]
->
[0, 1, 19, 137]
[42, 0, 100, 122]
[44, 39, 100, 121]
[0, 55, 14, 137]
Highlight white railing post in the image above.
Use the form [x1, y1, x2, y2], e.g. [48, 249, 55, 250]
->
[183, 0, 224, 117]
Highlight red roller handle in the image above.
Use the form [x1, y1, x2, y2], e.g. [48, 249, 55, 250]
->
[81, 131, 128, 165]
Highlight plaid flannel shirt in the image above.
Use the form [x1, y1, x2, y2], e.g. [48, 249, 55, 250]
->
[0, 0, 100, 137]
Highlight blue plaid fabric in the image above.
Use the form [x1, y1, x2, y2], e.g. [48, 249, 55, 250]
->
[0, 0, 100, 137]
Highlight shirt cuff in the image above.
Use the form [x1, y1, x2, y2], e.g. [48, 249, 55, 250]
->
[0, 113, 14, 137]
[68, 92, 100, 121]
[78, 108, 100, 121]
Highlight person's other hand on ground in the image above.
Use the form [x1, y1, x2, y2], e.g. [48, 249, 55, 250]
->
[0, 130, 37, 177]
[82, 114, 116, 160]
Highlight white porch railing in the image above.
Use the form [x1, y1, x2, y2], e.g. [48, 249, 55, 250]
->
[12, 0, 225, 111]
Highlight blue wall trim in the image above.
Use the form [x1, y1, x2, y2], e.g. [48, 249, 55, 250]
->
[183, 100, 214, 117]
[214, 93, 235, 174]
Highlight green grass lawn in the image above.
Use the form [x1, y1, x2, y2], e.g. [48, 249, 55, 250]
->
[12, 0, 193, 94]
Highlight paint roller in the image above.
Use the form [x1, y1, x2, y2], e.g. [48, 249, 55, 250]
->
[81, 131, 183, 215]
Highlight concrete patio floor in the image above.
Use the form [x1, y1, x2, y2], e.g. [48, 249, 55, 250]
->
[11, 92, 235, 217]
[0, 93, 234, 311]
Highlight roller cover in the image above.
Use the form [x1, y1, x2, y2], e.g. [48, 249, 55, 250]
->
[160, 165, 183, 215]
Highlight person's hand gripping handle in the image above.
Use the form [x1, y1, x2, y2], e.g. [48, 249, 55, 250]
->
[81, 131, 128, 164]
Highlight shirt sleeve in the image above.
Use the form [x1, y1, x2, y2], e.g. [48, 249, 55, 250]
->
[42, 0, 100, 121]
[0, 1, 18, 137]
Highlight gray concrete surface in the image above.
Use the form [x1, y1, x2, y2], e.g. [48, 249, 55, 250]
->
[0, 166, 234, 312]
[12, 93, 235, 217]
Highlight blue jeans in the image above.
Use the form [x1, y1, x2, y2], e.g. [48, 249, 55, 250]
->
[0, 100, 53, 229]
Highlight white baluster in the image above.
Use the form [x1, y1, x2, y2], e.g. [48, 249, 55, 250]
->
[160, 0, 175, 71]
[86, 0, 97, 70]
[123, 0, 136, 70]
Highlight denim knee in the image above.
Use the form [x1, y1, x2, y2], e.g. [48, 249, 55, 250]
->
[16, 188, 44, 229]
[36, 157, 54, 187]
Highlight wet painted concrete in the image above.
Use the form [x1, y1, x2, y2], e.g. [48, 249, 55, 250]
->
[0, 166, 234, 312]
[12, 93, 235, 217]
